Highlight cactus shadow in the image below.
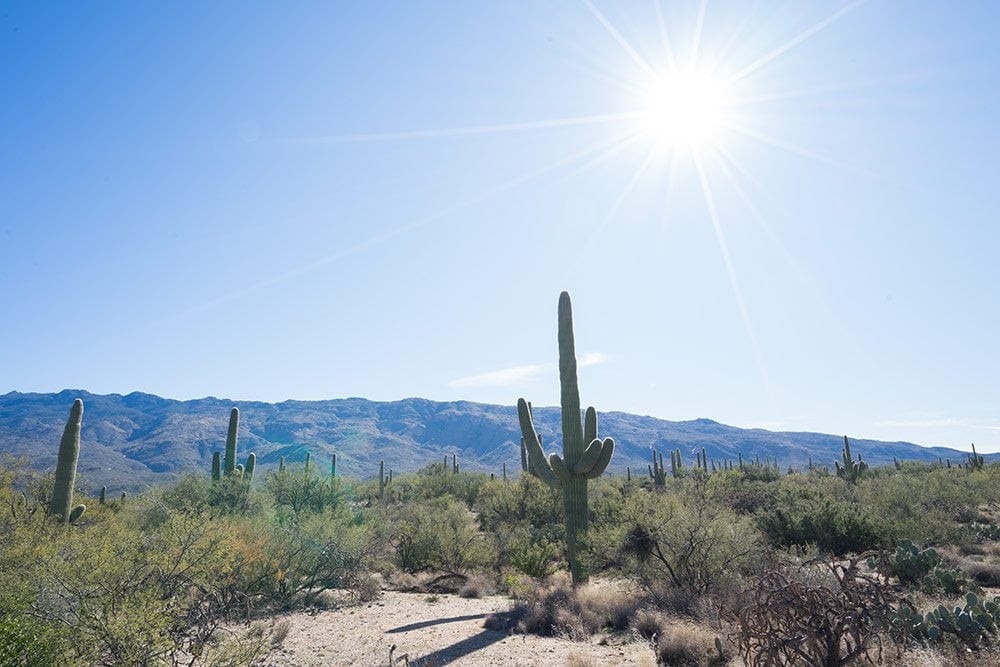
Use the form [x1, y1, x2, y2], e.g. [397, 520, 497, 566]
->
[409, 628, 508, 666]
[385, 613, 488, 634]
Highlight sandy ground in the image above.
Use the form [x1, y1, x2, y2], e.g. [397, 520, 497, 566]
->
[263, 591, 657, 666]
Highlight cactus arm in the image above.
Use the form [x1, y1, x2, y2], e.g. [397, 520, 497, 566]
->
[584, 438, 615, 479]
[583, 407, 597, 446]
[50, 399, 83, 523]
[575, 438, 604, 474]
[211, 452, 221, 481]
[517, 398, 560, 488]
[68, 504, 86, 524]
[549, 453, 571, 484]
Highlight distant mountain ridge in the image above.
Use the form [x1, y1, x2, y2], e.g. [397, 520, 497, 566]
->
[0, 389, 984, 492]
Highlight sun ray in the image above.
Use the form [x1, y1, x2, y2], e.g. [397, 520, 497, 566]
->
[151, 132, 633, 328]
[710, 140, 853, 339]
[692, 147, 776, 409]
[722, 121, 894, 183]
[286, 111, 641, 144]
[557, 130, 645, 183]
[582, 0, 658, 79]
[653, 0, 678, 74]
[569, 144, 661, 272]
[724, 0, 868, 87]
[689, 0, 709, 66]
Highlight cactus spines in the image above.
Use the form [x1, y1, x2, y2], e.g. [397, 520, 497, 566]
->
[211, 452, 221, 482]
[516, 292, 615, 584]
[834, 435, 868, 484]
[244, 453, 256, 483]
[50, 399, 83, 523]
[224, 407, 239, 476]
[99, 486, 107, 505]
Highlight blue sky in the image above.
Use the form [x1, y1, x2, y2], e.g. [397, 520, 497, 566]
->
[2, 2, 999, 450]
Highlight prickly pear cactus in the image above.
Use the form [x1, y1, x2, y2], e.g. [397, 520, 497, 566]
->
[517, 292, 615, 584]
[50, 399, 84, 523]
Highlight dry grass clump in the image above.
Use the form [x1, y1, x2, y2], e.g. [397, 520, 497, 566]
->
[485, 572, 639, 640]
[458, 573, 496, 598]
[629, 610, 726, 666]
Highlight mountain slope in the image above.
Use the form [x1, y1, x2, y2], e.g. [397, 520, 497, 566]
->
[0, 389, 981, 492]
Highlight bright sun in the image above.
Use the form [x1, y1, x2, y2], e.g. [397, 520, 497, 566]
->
[637, 70, 730, 151]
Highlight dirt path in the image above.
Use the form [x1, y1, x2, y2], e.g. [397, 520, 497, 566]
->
[264, 591, 656, 666]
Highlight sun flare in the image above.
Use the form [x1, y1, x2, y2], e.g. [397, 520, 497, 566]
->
[637, 70, 730, 151]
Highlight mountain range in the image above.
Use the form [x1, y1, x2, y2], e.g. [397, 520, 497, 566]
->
[0, 390, 985, 493]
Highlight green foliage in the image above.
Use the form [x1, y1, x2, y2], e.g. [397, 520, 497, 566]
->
[756, 493, 888, 556]
[611, 475, 765, 595]
[389, 497, 490, 574]
[517, 291, 615, 584]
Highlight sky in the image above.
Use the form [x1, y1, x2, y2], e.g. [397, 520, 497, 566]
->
[2, 2, 999, 451]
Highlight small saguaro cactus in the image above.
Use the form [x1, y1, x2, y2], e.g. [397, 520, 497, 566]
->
[99, 486, 106, 505]
[502, 462, 507, 481]
[278, 456, 286, 473]
[304, 451, 311, 475]
[835, 435, 868, 484]
[50, 399, 87, 524]
[517, 292, 615, 585]
[452, 454, 458, 473]
[244, 453, 256, 483]
[649, 449, 667, 486]
[211, 452, 222, 482]
[331, 453, 337, 478]
[378, 461, 390, 500]
[967, 444, 985, 471]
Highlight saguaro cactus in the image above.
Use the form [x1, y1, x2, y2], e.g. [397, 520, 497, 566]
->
[331, 453, 337, 478]
[517, 292, 615, 584]
[211, 452, 221, 482]
[378, 461, 390, 500]
[244, 453, 256, 483]
[649, 449, 667, 485]
[835, 435, 868, 484]
[223, 407, 239, 476]
[99, 486, 106, 505]
[967, 444, 985, 471]
[50, 399, 86, 524]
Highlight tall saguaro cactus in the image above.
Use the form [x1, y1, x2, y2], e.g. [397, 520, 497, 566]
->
[517, 292, 615, 584]
[223, 408, 239, 476]
[50, 399, 86, 524]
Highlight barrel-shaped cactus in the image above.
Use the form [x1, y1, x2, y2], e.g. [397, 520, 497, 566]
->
[50, 399, 86, 524]
[518, 292, 615, 584]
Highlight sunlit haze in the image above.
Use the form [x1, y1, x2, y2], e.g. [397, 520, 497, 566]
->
[2, 2, 999, 451]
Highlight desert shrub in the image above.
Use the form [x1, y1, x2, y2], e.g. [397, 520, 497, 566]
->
[615, 476, 765, 598]
[390, 497, 490, 574]
[756, 496, 887, 556]
[475, 475, 563, 531]
[265, 467, 351, 517]
[405, 463, 488, 508]
[0, 612, 64, 667]
[859, 470, 978, 545]
[458, 573, 496, 598]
